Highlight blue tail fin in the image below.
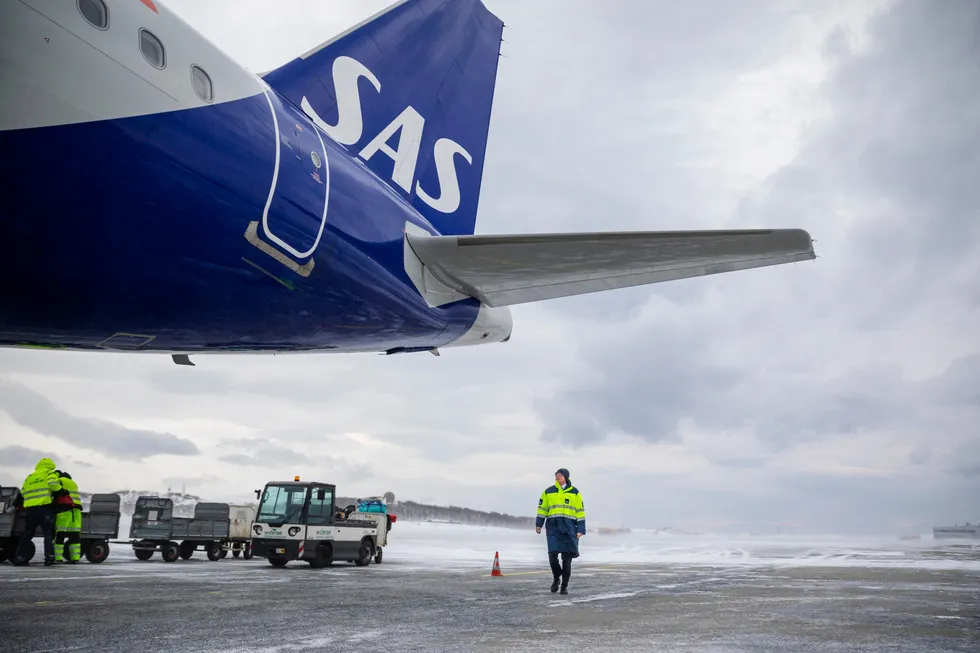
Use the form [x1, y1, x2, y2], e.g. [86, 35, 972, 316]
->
[262, 0, 504, 236]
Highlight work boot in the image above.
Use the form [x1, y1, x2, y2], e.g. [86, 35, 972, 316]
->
[560, 586, 568, 595]
[44, 556, 55, 567]
[550, 578, 560, 593]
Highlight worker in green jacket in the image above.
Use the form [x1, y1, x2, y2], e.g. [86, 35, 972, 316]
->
[12, 457, 62, 566]
[53, 471, 83, 564]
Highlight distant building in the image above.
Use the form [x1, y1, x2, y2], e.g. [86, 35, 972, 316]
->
[933, 522, 980, 539]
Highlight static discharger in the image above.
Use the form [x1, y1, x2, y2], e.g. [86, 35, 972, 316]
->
[490, 551, 502, 576]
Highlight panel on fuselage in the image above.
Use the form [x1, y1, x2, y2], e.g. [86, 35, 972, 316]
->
[260, 91, 330, 261]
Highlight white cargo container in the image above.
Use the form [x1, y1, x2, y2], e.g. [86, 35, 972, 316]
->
[227, 504, 257, 559]
[229, 504, 257, 539]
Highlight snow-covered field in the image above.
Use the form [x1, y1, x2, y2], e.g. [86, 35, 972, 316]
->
[104, 516, 980, 573]
[386, 521, 980, 572]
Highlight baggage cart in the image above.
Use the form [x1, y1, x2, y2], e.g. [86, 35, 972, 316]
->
[0, 488, 121, 563]
[129, 497, 232, 562]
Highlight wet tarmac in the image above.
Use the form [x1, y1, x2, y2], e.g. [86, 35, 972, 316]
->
[1, 550, 977, 652]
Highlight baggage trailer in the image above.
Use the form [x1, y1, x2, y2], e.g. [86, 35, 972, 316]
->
[78, 493, 122, 563]
[0, 488, 121, 563]
[250, 480, 380, 568]
[129, 497, 234, 562]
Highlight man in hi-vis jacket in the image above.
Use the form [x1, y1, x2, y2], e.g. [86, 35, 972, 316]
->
[535, 468, 586, 594]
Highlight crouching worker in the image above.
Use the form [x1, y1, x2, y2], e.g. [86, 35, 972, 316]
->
[535, 468, 586, 595]
[53, 471, 83, 564]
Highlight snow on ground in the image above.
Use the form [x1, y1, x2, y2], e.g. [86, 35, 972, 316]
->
[91, 517, 980, 573]
[387, 521, 980, 572]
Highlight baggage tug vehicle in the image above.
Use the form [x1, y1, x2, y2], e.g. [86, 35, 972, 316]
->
[250, 479, 379, 568]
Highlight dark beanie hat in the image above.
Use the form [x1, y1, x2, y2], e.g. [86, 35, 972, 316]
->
[556, 468, 570, 480]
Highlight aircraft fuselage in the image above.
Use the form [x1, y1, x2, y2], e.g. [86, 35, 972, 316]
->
[0, 0, 511, 355]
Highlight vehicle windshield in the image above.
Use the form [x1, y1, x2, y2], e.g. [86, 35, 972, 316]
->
[257, 485, 308, 526]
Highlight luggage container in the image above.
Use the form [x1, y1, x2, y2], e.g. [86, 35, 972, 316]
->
[0, 488, 121, 563]
[129, 496, 232, 562]
[0, 487, 23, 562]
[227, 504, 256, 559]
[351, 496, 397, 564]
[79, 493, 121, 563]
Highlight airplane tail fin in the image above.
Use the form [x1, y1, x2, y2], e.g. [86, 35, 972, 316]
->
[262, 0, 505, 236]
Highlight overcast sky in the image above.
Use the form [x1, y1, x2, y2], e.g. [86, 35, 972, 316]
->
[2, 0, 977, 535]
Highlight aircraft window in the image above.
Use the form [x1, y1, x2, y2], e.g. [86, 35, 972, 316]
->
[191, 65, 214, 103]
[77, 0, 109, 30]
[139, 29, 166, 69]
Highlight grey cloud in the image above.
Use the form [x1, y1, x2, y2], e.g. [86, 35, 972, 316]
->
[908, 447, 931, 466]
[219, 441, 307, 467]
[945, 440, 980, 478]
[926, 355, 980, 408]
[536, 317, 747, 446]
[220, 454, 262, 466]
[0, 445, 59, 469]
[0, 380, 200, 461]
[217, 437, 372, 481]
[534, 0, 980, 457]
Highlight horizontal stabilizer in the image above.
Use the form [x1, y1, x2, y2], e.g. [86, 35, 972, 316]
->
[404, 227, 816, 307]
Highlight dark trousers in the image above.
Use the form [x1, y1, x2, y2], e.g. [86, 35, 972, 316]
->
[15, 505, 55, 563]
[549, 551, 572, 587]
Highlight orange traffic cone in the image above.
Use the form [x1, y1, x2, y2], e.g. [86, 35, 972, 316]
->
[490, 551, 503, 576]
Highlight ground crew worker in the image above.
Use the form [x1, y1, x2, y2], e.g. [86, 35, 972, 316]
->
[535, 468, 586, 594]
[53, 471, 83, 564]
[12, 457, 62, 566]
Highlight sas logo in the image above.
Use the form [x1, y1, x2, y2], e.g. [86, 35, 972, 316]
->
[301, 56, 472, 215]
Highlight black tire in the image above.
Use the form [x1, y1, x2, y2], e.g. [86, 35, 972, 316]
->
[206, 542, 222, 561]
[20, 540, 36, 562]
[179, 541, 195, 560]
[219, 549, 228, 559]
[232, 550, 241, 558]
[243, 544, 253, 560]
[309, 543, 333, 569]
[374, 547, 383, 564]
[268, 556, 288, 568]
[86, 541, 109, 564]
[161, 542, 180, 563]
[134, 547, 153, 561]
[354, 539, 373, 567]
[0, 539, 15, 563]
